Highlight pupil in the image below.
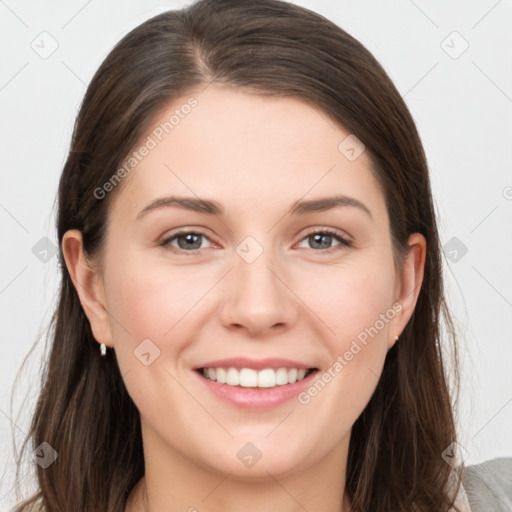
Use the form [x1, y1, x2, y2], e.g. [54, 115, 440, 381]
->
[178, 233, 201, 250]
[312, 233, 331, 249]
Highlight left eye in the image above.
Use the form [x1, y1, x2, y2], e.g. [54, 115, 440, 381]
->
[161, 229, 351, 253]
[296, 229, 351, 252]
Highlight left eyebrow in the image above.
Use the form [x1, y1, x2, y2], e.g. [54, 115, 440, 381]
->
[289, 195, 373, 219]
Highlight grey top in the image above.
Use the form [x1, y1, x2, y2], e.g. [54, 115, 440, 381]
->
[462, 457, 512, 511]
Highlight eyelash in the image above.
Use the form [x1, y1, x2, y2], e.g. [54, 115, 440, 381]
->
[160, 227, 352, 255]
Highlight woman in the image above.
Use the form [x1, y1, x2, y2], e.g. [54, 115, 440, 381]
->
[12, 0, 510, 511]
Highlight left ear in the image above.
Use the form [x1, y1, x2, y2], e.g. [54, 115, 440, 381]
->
[387, 232, 426, 349]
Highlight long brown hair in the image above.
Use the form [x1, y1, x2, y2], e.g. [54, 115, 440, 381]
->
[12, 0, 461, 510]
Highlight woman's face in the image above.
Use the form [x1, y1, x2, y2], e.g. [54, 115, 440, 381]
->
[66, 84, 424, 480]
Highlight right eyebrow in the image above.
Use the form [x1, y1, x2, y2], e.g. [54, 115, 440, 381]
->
[136, 196, 224, 221]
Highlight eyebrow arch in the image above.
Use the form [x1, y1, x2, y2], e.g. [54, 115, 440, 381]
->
[289, 195, 372, 219]
[137, 196, 223, 220]
[136, 194, 372, 220]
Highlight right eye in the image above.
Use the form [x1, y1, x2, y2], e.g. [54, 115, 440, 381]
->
[160, 231, 214, 254]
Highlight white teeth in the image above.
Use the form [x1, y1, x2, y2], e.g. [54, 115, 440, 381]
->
[275, 368, 289, 385]
[257, 369, 275, 388]
[201, 367, 312, 387]
[226, 368, 240, 386]
[240, 368, 258, 387]
[216, 368, 227, 384]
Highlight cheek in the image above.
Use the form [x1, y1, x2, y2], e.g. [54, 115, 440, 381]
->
[292, 256, 396, 410]
[103, 257, 206, 419]
[105, 252, 208, 343]
[293, 255, 396, 349]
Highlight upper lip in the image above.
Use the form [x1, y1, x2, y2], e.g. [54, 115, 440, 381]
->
[194, 357, 316, 371]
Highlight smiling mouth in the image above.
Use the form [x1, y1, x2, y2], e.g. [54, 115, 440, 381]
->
[196, 367, 318, 388]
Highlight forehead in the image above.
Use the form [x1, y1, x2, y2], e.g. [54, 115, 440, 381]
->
[110, 84, 386, 221]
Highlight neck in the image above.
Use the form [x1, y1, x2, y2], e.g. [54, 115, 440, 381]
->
[128, 476, 352, 512]
[125, 427, 352, 512]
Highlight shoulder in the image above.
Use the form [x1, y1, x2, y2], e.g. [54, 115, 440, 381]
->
[461, 457, 512, 512]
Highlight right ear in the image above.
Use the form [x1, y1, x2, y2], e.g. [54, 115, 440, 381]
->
[61, 230, 113, 348]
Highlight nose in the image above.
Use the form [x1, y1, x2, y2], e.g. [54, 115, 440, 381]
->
[219, 245, 299, 337]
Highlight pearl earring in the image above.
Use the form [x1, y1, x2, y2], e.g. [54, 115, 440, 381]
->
[100, 343, 107, 356]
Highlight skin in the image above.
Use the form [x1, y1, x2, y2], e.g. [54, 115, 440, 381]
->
[63, 84, 425, 512]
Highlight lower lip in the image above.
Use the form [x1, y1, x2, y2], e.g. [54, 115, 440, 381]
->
[194, 370, 318, 410]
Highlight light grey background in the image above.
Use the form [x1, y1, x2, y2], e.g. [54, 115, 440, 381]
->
[1, 0, 511, 509]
